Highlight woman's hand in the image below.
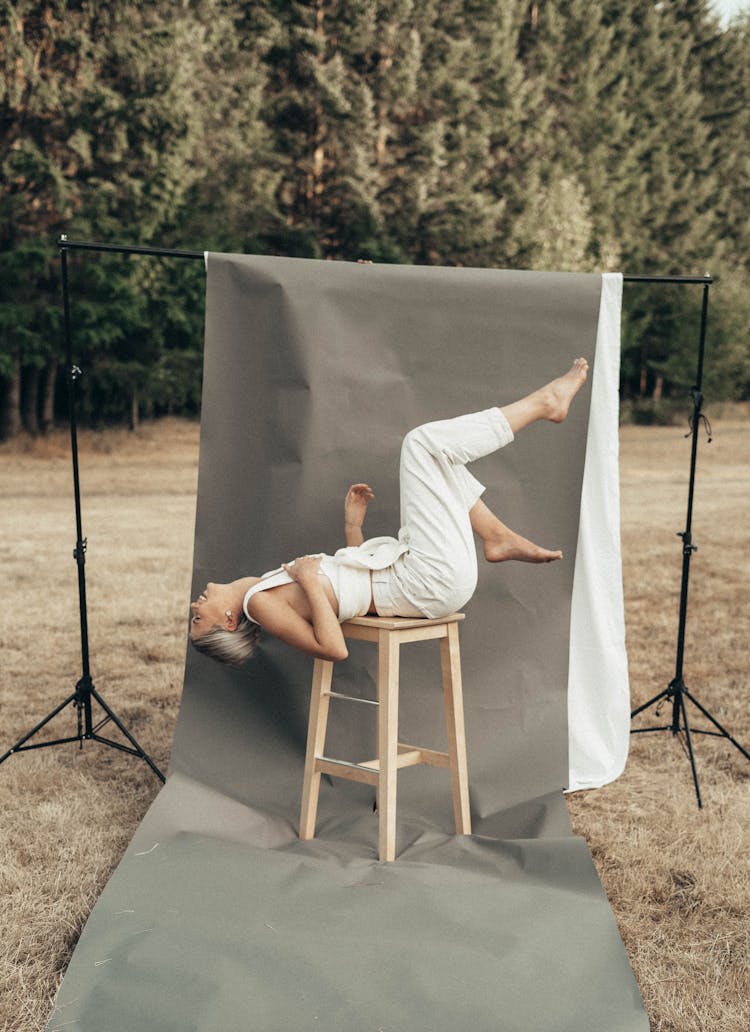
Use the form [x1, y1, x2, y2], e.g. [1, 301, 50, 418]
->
[344, 483, 374, 529]
[282, 555, 322, 585]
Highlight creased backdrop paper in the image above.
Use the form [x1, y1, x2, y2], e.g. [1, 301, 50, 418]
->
[47, 256, 645, 1032]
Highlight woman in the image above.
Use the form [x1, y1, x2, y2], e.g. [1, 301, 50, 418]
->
[189, 358, 589, 665]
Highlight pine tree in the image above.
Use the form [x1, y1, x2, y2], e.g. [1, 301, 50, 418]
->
[519, 0, 630, 268]
[0, 0, 266, 435]
[365, 0, 504, 265]
[253, 0, 559, 268]
[351, 0, 559, 268]
[3, 0, 748, 433]
[171, 0, 280, 253]
[257, 0, 382, 258]
[712, 12, 750, 274]
[663, 1, 750, 400]
[523, 1, 738, 400]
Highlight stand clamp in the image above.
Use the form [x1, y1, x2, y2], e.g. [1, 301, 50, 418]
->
[676, 531, 697, 556]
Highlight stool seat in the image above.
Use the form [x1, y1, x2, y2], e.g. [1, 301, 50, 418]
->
[299, 613, 471, 861]
[344, 613, 465, 631]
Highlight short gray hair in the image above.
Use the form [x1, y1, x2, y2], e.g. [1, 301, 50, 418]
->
[189, 615, 261, 666]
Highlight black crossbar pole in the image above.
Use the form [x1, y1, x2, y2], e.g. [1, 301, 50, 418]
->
[623, 274, 713, 284]
[57, 239, 714, 283]
[58, 236, 204, 260]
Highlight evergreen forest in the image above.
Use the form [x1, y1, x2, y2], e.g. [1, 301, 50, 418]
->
[1, 0, 749, 437]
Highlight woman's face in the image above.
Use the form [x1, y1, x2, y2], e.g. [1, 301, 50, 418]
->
[189, 582, 230, 639]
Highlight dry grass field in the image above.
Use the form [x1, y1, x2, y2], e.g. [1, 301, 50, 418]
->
[1, 411, 748, 1031]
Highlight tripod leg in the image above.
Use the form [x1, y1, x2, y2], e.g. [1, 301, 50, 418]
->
[0, 692, 78, 765]
[631, 685, 672, 720]
[89, 686, 165, 783]
[677, 691, 702, 809]
[682, 688, 750, 764]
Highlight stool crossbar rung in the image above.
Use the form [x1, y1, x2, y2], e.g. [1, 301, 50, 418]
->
[323, 690, 379, 706]
[299, 612, 471, 861]
[315, 757, 379, 784]
[357, 744, 451, 771]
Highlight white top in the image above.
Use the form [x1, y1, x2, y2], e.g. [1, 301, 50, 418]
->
[242, 536, 409, 626]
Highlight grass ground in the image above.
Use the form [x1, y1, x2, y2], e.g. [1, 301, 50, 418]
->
[1, 412, 748, 1031]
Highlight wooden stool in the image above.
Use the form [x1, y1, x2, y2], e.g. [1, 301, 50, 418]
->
[299, 613, 471, 862]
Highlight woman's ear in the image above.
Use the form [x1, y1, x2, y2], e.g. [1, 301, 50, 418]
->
[225, 610, 239, 632]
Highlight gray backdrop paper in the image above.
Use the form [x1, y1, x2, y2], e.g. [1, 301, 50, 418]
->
[47, 255, 648, 1032]
[179, 256, 599, 832]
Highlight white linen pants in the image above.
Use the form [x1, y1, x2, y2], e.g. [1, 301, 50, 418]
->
[372, 407, 515, 619]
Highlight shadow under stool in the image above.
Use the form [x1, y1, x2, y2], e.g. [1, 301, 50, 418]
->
[299, 612, 471, 861]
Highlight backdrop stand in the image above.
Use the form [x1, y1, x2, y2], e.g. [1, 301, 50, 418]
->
[0, 240, 201, 782]
[629, 279, 750, 805]
[2, 239, 744, 802]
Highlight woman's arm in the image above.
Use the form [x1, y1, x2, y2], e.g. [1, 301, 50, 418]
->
[344, 483, 374, 547]
[345, 523, 364, 547]
[275, 556, 349, 661]
[252, 592, 348, 662]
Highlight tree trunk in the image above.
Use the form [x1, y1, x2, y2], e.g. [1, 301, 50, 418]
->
[129, 388, 139, 431]
[653, 374, 664, 401]
[22, 364, 40, 434]
[40, 356, 59, 433]
[0, 352, 22, 440]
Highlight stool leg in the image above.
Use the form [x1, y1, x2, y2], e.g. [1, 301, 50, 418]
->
[377, 631, 400, 862]
[299, 658, 334, 841]
[440, 622, 472, 835]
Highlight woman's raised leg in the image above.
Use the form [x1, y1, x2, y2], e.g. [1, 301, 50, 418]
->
[466, 358, 589, 562]
[469, 498, 562, 563]
[501, 358, 589, 435]
[391, 357, 588, 599]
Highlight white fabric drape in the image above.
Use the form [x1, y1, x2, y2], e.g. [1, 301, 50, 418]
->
[568, 273, 630, 790]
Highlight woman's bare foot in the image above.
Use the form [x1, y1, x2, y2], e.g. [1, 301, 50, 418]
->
[542, 357, 589, 423]
[483, 528, 563, 564]
[469, 500, 563, 563]
[501, 358, 589, 434]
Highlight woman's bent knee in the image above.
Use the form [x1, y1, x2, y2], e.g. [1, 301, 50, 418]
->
[400, 424, 439, 466]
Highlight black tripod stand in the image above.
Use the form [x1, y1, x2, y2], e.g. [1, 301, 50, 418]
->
[630, 280, 750, 807]
[0, 244, 165, 783]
